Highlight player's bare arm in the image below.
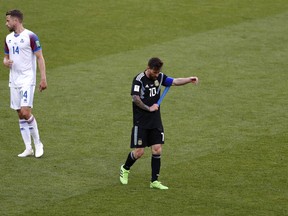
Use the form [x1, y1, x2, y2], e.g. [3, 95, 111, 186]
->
[132, 95, 159, 112]
[172, 76, 198, 86]
[35, 50, 47, 92]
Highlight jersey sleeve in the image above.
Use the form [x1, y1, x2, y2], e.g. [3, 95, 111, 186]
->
[29, 33, 42, 53]
[162, 73, 174, 87]
[4, 40, 9, 54]
[131, 79, 142, 96]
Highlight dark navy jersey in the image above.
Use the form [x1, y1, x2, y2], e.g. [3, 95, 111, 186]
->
[131, 71, 173, 129]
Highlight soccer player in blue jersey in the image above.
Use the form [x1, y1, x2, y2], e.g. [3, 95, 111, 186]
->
[3, 9, 47, 158]
[120, 57, 198, 189]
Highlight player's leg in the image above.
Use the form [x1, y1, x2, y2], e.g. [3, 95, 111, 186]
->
[149, 128, 168, 189]
[151, 144, 162, 182]
[16, 86, 43, 158]
[10, 87, 33, 157]
[20, 86, 44, 158]
[120, 148, 144, 185]
[27, 114, 43, 158]
[17, 115, 34, 157]
[120, 126, 146, 184]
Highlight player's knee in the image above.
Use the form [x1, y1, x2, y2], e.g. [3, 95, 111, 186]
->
[18, 108, 31, 120]
[133, 149, 144, 159]
[152, 145, 162, 155]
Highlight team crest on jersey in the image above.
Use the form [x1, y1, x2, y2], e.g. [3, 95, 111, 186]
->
[20, 39, 24, 43]
[154, 80, 159, 87]
[138, 139, 143, 145]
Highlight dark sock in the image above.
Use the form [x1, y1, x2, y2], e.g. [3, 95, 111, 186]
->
[124, 152, 137, 170]
[151, 154, 161, 182]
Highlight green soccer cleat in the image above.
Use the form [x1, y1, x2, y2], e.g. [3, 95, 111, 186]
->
[120, 165, 129, 185]
[150, 181, 169, 190]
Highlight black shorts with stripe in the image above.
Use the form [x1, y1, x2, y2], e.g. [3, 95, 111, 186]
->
[130, 126, 164, 148]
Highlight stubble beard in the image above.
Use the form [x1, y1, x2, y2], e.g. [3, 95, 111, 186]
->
[7, 25, 15, 32]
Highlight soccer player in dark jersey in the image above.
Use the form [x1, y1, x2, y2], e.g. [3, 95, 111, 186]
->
[120, 57, 198, 189]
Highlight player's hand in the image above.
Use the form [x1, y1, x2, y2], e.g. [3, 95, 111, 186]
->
[149, 104, 159, 112]
[39, 79, 47, 92]
[190, 76, 199, 84]
[3, 59, 13, 68]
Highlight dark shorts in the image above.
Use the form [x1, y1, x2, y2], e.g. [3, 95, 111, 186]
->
[130, 126, 164, 148]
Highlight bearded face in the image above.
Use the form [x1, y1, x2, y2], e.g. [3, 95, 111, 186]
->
[6, 15, 17, 32]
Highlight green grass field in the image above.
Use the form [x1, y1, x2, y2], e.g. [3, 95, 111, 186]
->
[0, 0, 287, 215]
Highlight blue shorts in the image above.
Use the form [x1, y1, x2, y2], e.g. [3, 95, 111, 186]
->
[130, 126, 164, 148]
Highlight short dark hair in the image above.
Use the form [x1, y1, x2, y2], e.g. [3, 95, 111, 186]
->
[148, 57, 163, 70]
[6, 9, 23, 22]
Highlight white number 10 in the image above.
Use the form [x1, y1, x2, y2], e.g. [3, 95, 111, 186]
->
[149, 87, 156, 97]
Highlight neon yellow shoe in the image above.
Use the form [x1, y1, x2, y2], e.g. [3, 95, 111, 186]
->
[120, 165, 129, 184]
[150, 181, 169, 190]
